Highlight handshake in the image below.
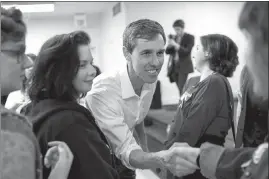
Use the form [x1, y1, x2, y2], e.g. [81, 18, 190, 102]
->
[154, 142, 200, 177]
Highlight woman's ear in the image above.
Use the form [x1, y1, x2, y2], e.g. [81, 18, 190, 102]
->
[204, 51, 212, 59]
[204, 51, 210, 57]
[123, 46, 131, 62]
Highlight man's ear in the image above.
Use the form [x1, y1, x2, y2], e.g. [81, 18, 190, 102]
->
[123, 46, 131, 62]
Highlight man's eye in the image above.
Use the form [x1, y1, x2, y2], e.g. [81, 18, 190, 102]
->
[143, 52, 151, 56]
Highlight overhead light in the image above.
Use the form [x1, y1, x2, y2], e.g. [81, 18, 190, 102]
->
[2, 3, 55, 13]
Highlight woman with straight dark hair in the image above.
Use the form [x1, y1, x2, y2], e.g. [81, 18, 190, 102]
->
[25, 31, 119, 179]
[166, 34, 239, 179]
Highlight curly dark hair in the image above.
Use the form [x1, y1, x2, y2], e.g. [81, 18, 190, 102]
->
[28, 31, 91, 103]
[1, 7, 26, 55]
[200, 34, 239, 77]
[123, 19, 166, 53]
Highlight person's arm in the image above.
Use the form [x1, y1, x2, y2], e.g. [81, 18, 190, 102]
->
[176, 77, 225, 146]
[199, 142, 256, 179]
[175, 34, 194, 56]
[86, 91, 163, 170]
[55, 112, 119, 179]
[134, 121, 148, 152]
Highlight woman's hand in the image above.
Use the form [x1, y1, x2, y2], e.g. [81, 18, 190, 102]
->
[45, 141, 74, 179]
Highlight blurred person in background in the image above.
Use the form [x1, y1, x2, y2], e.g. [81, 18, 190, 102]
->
[166, 19, 195, 96]
[5, 53, 37, 112]
[1, 6, 74, 179]
[234, 65, 268, 148]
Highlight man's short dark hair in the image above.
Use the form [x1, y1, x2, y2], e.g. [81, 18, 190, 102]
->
[173, 19, 185, 28]
[123, 19, 166, 53]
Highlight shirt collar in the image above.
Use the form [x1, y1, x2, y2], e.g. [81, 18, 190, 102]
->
[119, 65, 155, 100]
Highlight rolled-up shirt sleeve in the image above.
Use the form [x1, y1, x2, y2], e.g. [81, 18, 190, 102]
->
[85, 89, 141, 170]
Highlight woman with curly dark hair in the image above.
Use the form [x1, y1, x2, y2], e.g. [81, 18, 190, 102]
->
[166, 34, 239, 179]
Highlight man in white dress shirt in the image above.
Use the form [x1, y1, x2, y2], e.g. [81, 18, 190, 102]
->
[85, 19, 199, 179]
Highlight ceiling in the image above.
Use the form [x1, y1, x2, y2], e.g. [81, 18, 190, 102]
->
[1, 1, 115, 17]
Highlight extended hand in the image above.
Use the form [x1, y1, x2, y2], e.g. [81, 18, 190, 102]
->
[44, 141, 74, 171]
[157, 143, 200, 177]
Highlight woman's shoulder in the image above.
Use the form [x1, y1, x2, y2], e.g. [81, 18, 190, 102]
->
[49, 103, 94, 125]
[196, 73, 227, 94]
[207, 73, 227, 86]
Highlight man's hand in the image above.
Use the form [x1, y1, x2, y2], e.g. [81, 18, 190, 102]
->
[156, 143, 200, 177]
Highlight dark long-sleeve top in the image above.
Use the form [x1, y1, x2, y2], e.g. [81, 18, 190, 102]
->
[25, 99, 119, 179]
[169, 73, 233, 147]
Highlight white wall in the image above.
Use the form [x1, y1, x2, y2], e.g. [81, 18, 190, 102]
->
[24, 13, 103, 67]
[124, 2, 246, 104]
[99, 2, 128, 72]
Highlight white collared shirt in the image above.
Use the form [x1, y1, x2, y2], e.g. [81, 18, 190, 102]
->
[85, 66, 156, 170]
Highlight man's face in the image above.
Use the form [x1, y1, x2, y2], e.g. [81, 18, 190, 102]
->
[174, 26, 184, 36]
[1, 52, 29, 96]
[129, 34, 165, 84]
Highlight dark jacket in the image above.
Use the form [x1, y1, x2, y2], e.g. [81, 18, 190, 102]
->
[166, 33, 194, 82]
[25, 99, 119, 179]
[235, 66, 268, 148]
[199, 141, 268, 179]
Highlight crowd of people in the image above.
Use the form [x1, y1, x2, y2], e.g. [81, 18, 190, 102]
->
[1, 2, 268, 179]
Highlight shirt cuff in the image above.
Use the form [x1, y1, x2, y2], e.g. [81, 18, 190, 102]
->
[119, 142, 142, 170]
[199, 142, 225, 179]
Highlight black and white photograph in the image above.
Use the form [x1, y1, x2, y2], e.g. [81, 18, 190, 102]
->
[1, 1, 268, 179]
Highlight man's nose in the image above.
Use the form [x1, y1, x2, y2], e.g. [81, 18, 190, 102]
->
[151, 54, 161, 66]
